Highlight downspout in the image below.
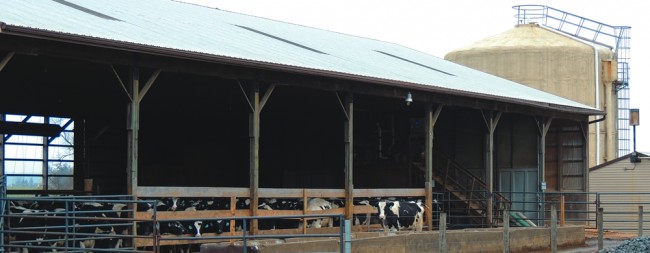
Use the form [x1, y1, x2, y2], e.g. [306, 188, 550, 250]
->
[593, 46, 601, 165]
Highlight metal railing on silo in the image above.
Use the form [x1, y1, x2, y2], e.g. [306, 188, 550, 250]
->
[512, 4, 632, 158]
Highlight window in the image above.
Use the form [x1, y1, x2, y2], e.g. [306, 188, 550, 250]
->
[2, 114, 74, 190]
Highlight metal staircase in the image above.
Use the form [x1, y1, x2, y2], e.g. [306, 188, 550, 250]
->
[412, 150, 510, 227]
[513, 5, 632, 157]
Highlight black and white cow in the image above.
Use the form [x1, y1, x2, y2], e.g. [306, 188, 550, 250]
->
[74, 202, 129, 249]
[377, 200, 424, 231]
[6, 205, 52, 253]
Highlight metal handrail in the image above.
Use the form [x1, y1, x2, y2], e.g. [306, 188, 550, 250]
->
[1, 195, 156, 253]
[431, 150, 510, 226]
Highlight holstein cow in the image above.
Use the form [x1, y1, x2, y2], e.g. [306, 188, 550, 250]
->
[306, 198, 339, 228]
[377, 200, 424, 231]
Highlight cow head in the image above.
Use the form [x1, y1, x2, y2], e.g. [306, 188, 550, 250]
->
[191, 221, 203, 237]
[377, 201, 387, 220]
[170, 197, 179, 211]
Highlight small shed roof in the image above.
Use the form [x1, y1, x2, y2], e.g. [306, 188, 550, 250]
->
[590, 152, 650, 171]
[0, 0, 600, 115]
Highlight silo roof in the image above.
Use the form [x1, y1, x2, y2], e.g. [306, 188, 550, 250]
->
[0, 0, 601, 115]
[448, 23, 612, 55]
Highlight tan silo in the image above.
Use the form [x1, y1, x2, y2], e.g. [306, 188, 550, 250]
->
[445, 23, 618, 168]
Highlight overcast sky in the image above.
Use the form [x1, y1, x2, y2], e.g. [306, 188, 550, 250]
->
[182, 0, 649, 152]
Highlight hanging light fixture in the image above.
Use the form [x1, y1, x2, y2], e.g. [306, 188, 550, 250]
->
[405, 92, 413, 106]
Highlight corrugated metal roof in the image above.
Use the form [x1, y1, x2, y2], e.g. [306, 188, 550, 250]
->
[0, 0, 599, 113]
[590, 152, 649, 171]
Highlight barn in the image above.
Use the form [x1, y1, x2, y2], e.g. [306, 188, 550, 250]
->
[589, 152, 650, 234]
[0, 0, 600, 251]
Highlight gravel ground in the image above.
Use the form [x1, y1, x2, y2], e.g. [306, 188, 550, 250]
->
[599, 236, 650, 253]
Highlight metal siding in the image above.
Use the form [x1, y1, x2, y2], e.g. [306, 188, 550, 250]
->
[0, 0, 597, 111]
[589, 160, 650, 232]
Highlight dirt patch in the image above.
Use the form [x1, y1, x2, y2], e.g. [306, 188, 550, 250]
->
[584, 226, 637, 240]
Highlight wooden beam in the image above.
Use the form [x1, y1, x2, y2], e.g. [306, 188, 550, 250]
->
[138, 69, 161, 103]
[259, 84, 276, 111]
[110, 64, 132, 102]
[344, 92, 354, 220]
[0, 121, 62, 137]
[353, 188, 425, 198]
[136, 186, 424, 199]
[335, 91, 349, 120]
[136, 186, 250, 198]
[0, 51, 14, 72]
[249, 82, 261, 235]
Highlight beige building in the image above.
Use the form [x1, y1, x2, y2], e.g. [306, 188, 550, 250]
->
[588, 152, 650, 234]
[445, 23, 619, 168]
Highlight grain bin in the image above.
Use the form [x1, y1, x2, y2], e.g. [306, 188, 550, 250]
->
[445, 23, 618, 169]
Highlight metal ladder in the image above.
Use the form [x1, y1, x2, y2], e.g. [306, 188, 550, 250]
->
[513, 5, 632, 157]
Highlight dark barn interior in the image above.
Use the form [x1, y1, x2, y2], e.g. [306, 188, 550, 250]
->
[0, 48, 590, 194]
[0, 50, 462, 193]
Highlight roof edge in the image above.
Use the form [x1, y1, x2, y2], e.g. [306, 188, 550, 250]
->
[1, 24, 603, 116]
[590, 152, 649, 171]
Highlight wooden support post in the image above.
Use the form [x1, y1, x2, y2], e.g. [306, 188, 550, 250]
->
[127, 67, 139, 196]
[303, 188, 308, 234]
[637, 206, 643, 237]
[551, 205, 557, 253]
[483, 111, 501, 226]
[230, 196, 236, 245]
[598, 208, 604, 250]
[344, 92, 354, 220]
[560, 194, 565, 227]
[536, 117, 552, 223]
[439, 212, 446, 253]
[126, 67, 140, 238]
[536, 117, 552, 191]
[425, 104, 442, 231]
[503, 207, 510, 253]
[249, 83, 260, 235]
[425, 103, 433, 231]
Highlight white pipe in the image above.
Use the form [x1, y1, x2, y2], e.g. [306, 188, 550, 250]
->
[543, 26, 603, 165]
[593, 45, 601, 165]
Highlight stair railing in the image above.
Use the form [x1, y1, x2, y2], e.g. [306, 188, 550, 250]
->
[430, 149, 511, 225]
